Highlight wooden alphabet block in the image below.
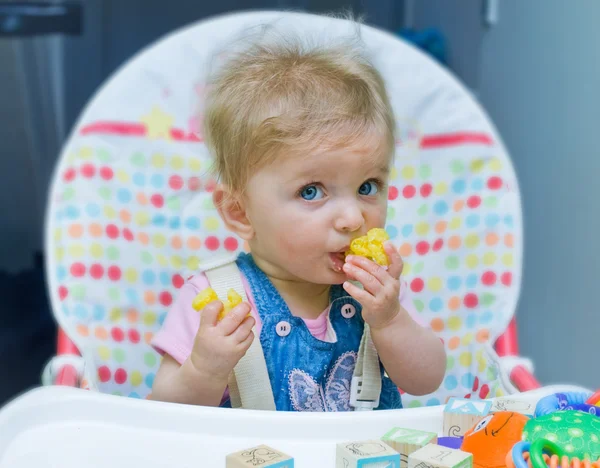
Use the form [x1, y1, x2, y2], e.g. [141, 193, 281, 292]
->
[336, 440, 401, 468]
[226, 444, 294, 468]
[443, 398, 491, 437]
[381, 428, 438, 464]
[489, 398, 535, 417]
[407, 444, 472, 468]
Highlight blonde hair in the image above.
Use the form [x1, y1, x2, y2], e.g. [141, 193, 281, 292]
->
[203, 22, 396, 194]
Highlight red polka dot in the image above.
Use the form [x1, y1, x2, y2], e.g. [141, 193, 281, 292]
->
[150, 194, 164, 208]
[123, 228, 134, 241]
[70, 263, 86, 277]
[63, 168, 76, 182]
[488, 176, 503, 190]
[416, 241, 430, 255]
[388, 186, 399, 201]
[90, 264, 104, 279]
[100, 167, 114, 180]
[205, 236, 220, 251]
[479, 384, 490, 399]
[188, 177, 201, 191]
[224, 237, 238, 252]
[402, 185, 416, 199]
[108, 266, 121, 281]
[111, 327, 124, 342]
[169, 175, 184, 190]
[114, 368, 127, 385]
[172, 274, 184, 289]
[467, 196, 481, 209]
[81, 163, 96, 178]
[106, 224, 119, 239]
[472, 376, 480, 391]
[410, 278, 424, 292]
[420, 184, 433, 197]
[159, 291, 173, 307]
[464, 393, 472, 399]
[482, 271, 497, 286]
[205, 179, 216, 192]
[432, 239, 444, 251]
[501, 272, 512, 286]
[128, 329, 140, 344]
[58, 286, 68, 300]
[464, 293, 479, 308]
[98, 366, 111, 383]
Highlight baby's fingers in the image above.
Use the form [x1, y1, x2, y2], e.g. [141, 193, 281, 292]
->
[231, 316, 255, 344]
[218, 302, 252, 336]
[384, 242, 404, 279]
[198, 300, 223, 330]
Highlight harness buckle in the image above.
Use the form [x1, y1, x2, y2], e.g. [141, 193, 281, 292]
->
[350, 376, 380, 411]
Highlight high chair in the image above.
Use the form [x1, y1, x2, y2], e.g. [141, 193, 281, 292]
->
[0, 10, 591, 468]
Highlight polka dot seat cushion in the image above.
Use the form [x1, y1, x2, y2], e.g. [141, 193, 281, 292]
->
[46, 11, 522, 407]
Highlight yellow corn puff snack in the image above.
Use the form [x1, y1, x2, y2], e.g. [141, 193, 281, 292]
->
[346, 228, 390, 266]
[192, 287, 249, 321]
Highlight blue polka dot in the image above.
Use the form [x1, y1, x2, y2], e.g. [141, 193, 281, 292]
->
[159, 313, 166, 326]
[429, 297, 443, 312]
[471, 178, 484, 191]
[86, 203, 100, 217]
[387, 225, 398, 239]
[57, 266, 67, 281]
[485, 214, 500, 228]
[142, 270, 156, 285]
[169, 217, 181, 229]
[133, 172, 145, 187]
[159, 272, 170, 286]
[145, 373, 155, 388]
[426, 398, 441, 406]
[480, 310, 494, 324]
[504, 215, 514, 227]
[152, 214, 166, 227]
[129, 392, 141, 399]
[62, 304, 70, 316]
[185, 217, 200, 230]
[74, 304, 87, 320]
[150, 174, 164, 189]
[444, 375, 458, 390]
[65, 206, 80, 219]
[466, 313, 477, 328]
[126, 289, 139, 305]
[466, 214, 480, 228]
[461, 372, 475, 389]
[466, 274, 478, 288]
[447, 276, 462, 291]
[452, 179, 466, 194]
[117, 188, 132, 203]
[434, 201, 449, 216]
[401, 225, 413, 237]
[93, 305, 105, 321]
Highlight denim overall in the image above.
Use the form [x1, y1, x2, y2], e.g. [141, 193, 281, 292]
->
[221, 252, 402, 412]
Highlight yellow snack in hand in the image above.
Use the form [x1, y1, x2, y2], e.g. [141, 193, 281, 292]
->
[192, 287, 247, 321]
[346, 228, 390, 266]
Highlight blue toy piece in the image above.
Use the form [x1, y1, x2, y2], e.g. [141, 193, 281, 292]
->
[534, 392, 597, 417]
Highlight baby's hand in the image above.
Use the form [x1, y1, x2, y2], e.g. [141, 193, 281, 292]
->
[189, 300, 255, 384]
[342, 242, 404, 329]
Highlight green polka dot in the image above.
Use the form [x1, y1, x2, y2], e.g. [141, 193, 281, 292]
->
[203, 198, 216, 211]
[451, 160, 465, 174]
[106, 246, 120, 261]
[71, 284, 86, 300]
[417, 204, 428, 216]
[414, 300, 424, 313]
[167, 196, 181, 211]
[98, 187, 111, 200]
[486, 367, 497, 381]
[112, 391, 123, 397]
[446, 356, 455, 370]
[108, 287, 120, 301]
[113, 348, 126, 363]
[63, 187, 75, 201]
[144, 352, 157, 367]
[484, 196, 498, 208]
[419, 165, 432, 179]
[130, 152, 146, 167]
[481, 293, 496, 306]
[141, 251, 153, 264]
[408, 400, 423, 408]
[413, 261, 424, 274]
[387, 207, 395, 219]
[97, 148, 111, 162]
[445, 256, 460, 270]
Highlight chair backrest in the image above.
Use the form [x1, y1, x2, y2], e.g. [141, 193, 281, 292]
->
[46, 11, 522, 407]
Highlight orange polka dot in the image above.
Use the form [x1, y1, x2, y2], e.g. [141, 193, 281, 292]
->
[171, 236, 183, 249]
[399, 243, 412, 257]
[138, 232, 149, 245]
[454, 200, 464, 212]
[430, 318, 445, 332]
[448, 236, 462, 250]
[504, 234, 514, 247]
[144, 332, 153, 344]
[94, 327, 108, 340]
[448, 296, 461, 311]
[486, 233, 499, 246]
[448, 337, 461, 350]
[127, 308, 139, 323]
[137, 193, 148, 205]
[187, 236, 202, 250]
[435, 221, 447, 234]
[144, 291, 156, 305]
[120, 209, 131, 223]
[476, 329, 490, 343]
[89, 223, 103, 237]
[69, 224, 83, 238]
[76, 324, 89, 337]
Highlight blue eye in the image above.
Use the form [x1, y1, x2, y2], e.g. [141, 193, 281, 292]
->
[358, 180, 379, 196]
[300, 185, 324, 200]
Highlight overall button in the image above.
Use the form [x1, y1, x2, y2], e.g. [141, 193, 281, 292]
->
[340, 303, 356, 319]
[275, 321, 291, 337]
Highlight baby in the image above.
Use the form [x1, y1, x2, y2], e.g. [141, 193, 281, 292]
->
[150, 27, 446, 411]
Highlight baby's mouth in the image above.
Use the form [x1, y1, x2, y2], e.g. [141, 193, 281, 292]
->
[329, 249, 348, 272]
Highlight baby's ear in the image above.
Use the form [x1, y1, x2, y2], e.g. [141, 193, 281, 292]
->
[212, 185, 254, 240]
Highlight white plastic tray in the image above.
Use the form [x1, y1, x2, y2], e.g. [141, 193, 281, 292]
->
[0, 385, 590, 468]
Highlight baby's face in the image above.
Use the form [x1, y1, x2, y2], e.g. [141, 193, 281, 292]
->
[243, 137, 391, 285]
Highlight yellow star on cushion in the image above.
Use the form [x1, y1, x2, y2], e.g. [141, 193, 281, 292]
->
[141, 107, 174, 140]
